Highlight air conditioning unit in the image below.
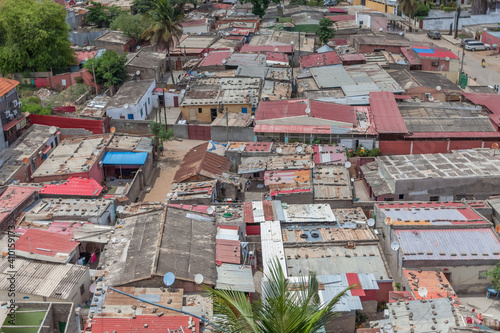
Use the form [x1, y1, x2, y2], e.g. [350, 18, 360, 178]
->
[431, 61, 439, 66]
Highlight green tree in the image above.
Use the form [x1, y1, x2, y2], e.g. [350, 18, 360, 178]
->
[414, 1, 430, 16]
[485, 262, 500, 290]
[132, 0, 156, 14]
[0, 0, 75, 75]
[142, 0, 183, 85]
[250, 0, 271, 18]
[316, 18, 335, 45]
[398, 0, 418, 29]
[110, 13, 151, 41]
[86, 1, 124, 27]
[290, 0, 307, 5]
[84, 50, 127, 88]
[149, 121, 175, 154]
[206, 258, 354, 332]
[21, 96, 52, 115]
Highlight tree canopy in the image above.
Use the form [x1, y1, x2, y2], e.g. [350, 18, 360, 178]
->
[110, 13, 151, 41]
[132, 0, 156, 14]
[84, 50, 127, 88]
[485, 262, 500, 290]
[142, 0, 183, 51]
[250, 0, 271, 18]
[206, 258, 353, 333]
[0, 0, 75, 75]
[316, 18, 335, 45]
[86, 1, 124, 27]
[398, 0, 418, 18]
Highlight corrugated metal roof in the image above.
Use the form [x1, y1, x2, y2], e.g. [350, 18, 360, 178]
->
[216, 238, 241, 264]
[261, 220, 287, 277]
[0, 186, 39, 224]
[0, 77, 19, 97]
[310, 66, 354, 89]
[199, 50, 232, 67]
[86, 315, 200, 333]
[463, 92, 500, 127]
[403, 269, 459, 303]
[15, 229, 80, 263]
[370, 91, 408, 134]
[216, 263, 255, 292]
[379, 206, 486, 225]
[0, 258, 88, 300]
[299, 51, 342, 69]
[395, 228, 500, 261]
[102, 152, 148, 165]
[39, 177, 103, 197]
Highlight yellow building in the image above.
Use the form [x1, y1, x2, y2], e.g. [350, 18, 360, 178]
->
[352, 0, 396, 14]
[180, 77, 261, 123]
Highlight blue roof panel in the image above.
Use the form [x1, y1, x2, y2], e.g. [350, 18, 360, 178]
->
[102, 152, 148, 165]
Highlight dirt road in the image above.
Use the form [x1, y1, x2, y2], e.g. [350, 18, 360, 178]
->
[142, 139, 206, 202]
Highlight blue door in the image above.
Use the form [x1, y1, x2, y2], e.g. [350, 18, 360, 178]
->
[242, 107, 248, 113]
[128, 114, 134, 119]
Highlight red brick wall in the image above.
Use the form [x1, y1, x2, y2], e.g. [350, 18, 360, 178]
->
[420, 58, 450, 71]
[482, 31, 500, 53]
[379, 141, 412, 155]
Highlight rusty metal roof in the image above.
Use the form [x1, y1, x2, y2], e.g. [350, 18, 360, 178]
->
[0, 77, 19, 97]
[173, 142, 231, 182]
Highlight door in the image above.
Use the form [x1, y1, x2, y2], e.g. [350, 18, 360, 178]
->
[210, 108, 218, 121]
[242, 107, 248, 113]
[189, 108, 197, 121]
[173, 96, 179, 107]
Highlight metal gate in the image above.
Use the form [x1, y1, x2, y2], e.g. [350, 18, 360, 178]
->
[188, 125, 211, 140]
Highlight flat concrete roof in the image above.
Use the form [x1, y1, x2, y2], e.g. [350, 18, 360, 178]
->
[105, 79, 155, 109]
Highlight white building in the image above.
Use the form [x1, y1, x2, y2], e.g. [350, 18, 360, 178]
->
[105, 79, 158, 120]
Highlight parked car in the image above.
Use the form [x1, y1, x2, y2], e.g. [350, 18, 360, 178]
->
[461, 38, 476, 46]
[464, 41, 491, 51]
[427, 31, 441, 39]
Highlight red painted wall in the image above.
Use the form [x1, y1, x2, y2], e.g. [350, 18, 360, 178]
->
[411, 140, 448, 154]
[420, 58, 450, 72]
[482, 31, 500, 53]
[381, 139, 495, 155]
[246, 223, 260, 236]
[359, 281, 392, 303]
[379, 141, 411, 155]
[88, 158, 105, 184]
[30, 114, 108, 134]
[34, 78, 48, 88]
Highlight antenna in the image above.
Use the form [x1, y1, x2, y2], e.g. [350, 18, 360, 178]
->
[296, 146, 303, 153]
[49, 126, 57, 135]
[195, 274, 204, 285]
[163, 272, 176, 287]
[417, 287, 428, 298]
[391, 242, 400, 251]
[276, 147, 283, 153]
[207, 206, 215, 215]
[367, 218, 375, 227]
[436, 85, 442, 91]
[345, 161, 352, 168]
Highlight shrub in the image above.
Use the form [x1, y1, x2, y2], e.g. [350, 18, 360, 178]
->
[75, 76, 84, 84]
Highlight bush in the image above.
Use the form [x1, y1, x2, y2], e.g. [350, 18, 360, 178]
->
[415, 2, 430, 17]
[21, 97, 52, 115]
[440, 3, 444, 9]
[443, 6, 455, 11]
[75, 76, 84, 84]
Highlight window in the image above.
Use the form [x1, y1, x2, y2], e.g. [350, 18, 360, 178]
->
[198, 108, 203, 114]
[479, 270, 488, 279]
[80, 284, 85, 295]
[430, 196, 439, 201]
[251, 107, 256, 113]
[140, 108, 143, 118]
[128, 114, 134, 119]
[399, 194, 404, 200]
[384, 198, 394, 202]
[148, 97, 150, 105]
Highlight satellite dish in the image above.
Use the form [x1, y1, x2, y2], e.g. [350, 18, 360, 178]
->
[222, 59, 227, 64]
[204, 53, 209, 57]
[110, 127, 116, 133]
[90, 283, 96, 293]
[296, 146, 303, 153]
[181, 89, 186, 94]
[428, 96, 435, 102]
[238, 144, 245, 152]
[274, 47, 279, 52]
[86, 46, 91, 51]
[399, 31, 404, 36]
[163, 272, 176, 287]
[418, 287, 428, 298]
[136, 46, 141, 50]
[276, 147, 283, 153]
[49, 126, 57, 134]
[493, 143, 499, 150]
[367, 218, 375, 227]
[496, 225, 500, 233]
[305, 107, 311, 115]
[345, 161, 352, 168]
[116, 205, 124, 213]
[391, 242, 400, 251]
[93, 149, 100, 156]
[124, 104, 129, 109]
[379, 27, 383, 32]
[22, 157, 28, 164]
[195, 274, 204, 285]
[207, 206, 215, 215]
[385, 217, 392, 225]
[436, 86, 442, 91]
[136, 70, 141, 76]
[445, 57, 450, 61]
[85, 57, 89, 62]
[484, 28, 488, 31]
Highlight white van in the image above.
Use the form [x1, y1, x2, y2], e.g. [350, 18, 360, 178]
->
[465, 41, 491, 51]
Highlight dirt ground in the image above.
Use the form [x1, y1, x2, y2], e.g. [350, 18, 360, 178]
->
[142, 139, 206, 202]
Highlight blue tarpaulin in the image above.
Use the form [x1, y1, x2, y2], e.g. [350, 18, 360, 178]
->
[102, 152, 148, 165]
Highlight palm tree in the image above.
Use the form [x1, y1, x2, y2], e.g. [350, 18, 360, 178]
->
[398, 0, 418, 32]
[142, 0, 183, 86]
[206, 259, 355, 333]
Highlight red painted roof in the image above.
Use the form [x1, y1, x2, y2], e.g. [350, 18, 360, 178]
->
[255, 124, 332, 134]
[0, 77, 19, 97]
[266, 52, 288, 62]
[240, 44, 294, 54]
[214, 3, 232, 9]
[198, 50, 232, 67]
[406, 131, 500, 138]
[243, 202, 254, 223]
[401, 47, 421, 65]
[0, 186, 39, 224]
[216, 238, 241, 264]
[411, 45, 459, 60]
[3, 116, 26, 132]
[86, 315, 199, 333]
[246, 142, 272, 152]
[39, 177, 103, 197]
[370, 92, 407, 134]
[329, 7, 348, 13]
[329, 38, 349, 45]
[16, 221, 83, 237]
[346, 273, 365, 296]
[218, 225, 239, 230]
[340, 53, 366, 62]
[313, 145, 345, 164]
[75, 50, 97, 63]
[15, 229, 79, 257]
[388, 291, 415, 303]
[255, 99, 355, 124]
[463, 92, 500, 127]
[403, 269, 460, 304]
[326, 14, 355, 22]
[299, 51, 341, 69]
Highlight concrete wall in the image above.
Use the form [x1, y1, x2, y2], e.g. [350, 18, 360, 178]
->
[182, 25, 210, 34]
[69, 30, 107, 47]
[272, 191, 314, 204]
[94, 38, 135, 54]
[173, 124, 189, 139]
[106, 81, 158, 120]
[422, 13, 500, 31]
[109, 119, 153, 135]
[210, 126, 254, 142]
[181, 103, 252, 123]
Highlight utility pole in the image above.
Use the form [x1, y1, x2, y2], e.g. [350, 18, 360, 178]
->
[225, 106, 229, 143]
[91, 61, 98, 93]
[454, 5, 461, 39]
[163, 88, 167, 129]
[460, 44, 465, 73]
